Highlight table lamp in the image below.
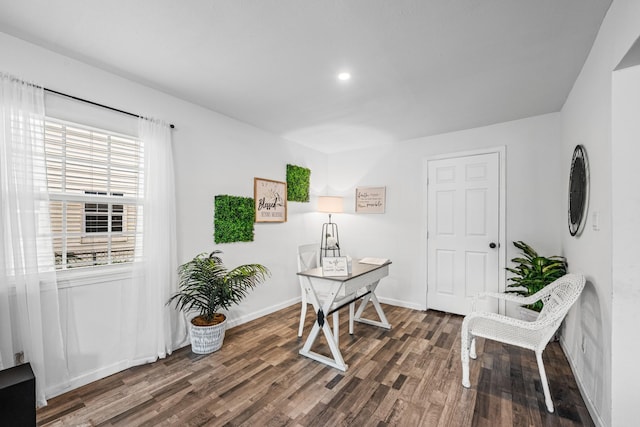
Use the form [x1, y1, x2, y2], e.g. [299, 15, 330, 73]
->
[318, 196, 343, 263]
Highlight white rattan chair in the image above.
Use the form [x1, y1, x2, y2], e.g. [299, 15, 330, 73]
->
[460, 273, 585, 413]
[297, 244, 320, 337]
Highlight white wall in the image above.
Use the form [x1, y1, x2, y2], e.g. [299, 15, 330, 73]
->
[0, 31, 329, 395]
[326, 113, 564, 311]
[611, 63, 640, 425]
[560, 1, 640, 425]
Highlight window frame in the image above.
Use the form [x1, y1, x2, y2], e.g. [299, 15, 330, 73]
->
[44, 118, 143, 272]
[82, 191, 126, 234]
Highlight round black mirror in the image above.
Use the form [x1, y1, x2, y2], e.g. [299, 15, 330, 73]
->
[568, 145, 589, 236]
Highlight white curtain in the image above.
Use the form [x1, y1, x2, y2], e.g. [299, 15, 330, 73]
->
[0, 74, 68, 406]
[127, 118, 186, 363]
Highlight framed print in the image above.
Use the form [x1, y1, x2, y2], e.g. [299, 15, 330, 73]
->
[355, 186, 386, 213]
[254, 177, 287, 222]
[322, 257, 348, 276]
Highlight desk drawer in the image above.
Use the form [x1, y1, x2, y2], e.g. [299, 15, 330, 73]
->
[343, 264, 389, 295]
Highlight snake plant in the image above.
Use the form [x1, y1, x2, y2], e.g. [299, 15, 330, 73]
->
[506, 241, 567, 312]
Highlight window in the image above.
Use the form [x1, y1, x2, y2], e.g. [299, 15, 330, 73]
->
[84, 191, 124, 233]
[44, 119, 143, 269]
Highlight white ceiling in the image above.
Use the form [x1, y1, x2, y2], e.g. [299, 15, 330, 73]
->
[0, 0, 611, 153]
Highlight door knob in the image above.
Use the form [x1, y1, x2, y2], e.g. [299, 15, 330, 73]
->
[489, 242, 497, 249]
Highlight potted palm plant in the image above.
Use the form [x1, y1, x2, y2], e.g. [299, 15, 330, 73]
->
[168, 250, 270, 354]
[506, 241, 567, 319]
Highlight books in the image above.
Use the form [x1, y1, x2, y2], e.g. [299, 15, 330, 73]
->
[359, 257, 389, 266]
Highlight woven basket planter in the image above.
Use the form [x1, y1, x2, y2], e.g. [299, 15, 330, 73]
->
[189, 315, 227, 354]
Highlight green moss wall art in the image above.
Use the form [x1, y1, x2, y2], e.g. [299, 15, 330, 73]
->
[286, 164, 311, 202]
[214, 195, 255, 243]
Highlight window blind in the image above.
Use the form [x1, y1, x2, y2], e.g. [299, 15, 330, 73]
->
[44, 119, 143, 269]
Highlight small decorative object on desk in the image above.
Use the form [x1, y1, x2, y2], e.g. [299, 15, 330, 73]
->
[326, 236, 339, 249]
[359, 257, 389, 266]
[322, 256, 349, 276]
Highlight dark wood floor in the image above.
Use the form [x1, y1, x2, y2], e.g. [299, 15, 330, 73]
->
[37, 303, 593, 426]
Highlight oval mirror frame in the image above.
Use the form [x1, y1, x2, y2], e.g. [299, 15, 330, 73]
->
[568, 145, 589, 236]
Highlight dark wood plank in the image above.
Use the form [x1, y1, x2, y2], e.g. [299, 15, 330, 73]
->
[37, 304, 593, 426]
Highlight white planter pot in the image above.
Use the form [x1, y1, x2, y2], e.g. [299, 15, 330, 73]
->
[189, 315, 227, 354]
[518, 306, 559, 341]
[518, 306, 539, 322]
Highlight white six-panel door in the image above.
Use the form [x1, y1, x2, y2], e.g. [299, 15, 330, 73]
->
[427, 152, 501, 315]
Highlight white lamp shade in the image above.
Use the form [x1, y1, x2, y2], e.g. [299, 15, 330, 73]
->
[317, 196, 344, 213]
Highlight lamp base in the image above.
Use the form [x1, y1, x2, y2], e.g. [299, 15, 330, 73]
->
[320, 222, 340, 264]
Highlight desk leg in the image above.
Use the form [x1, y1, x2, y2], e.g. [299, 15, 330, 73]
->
[353, 280, 392, 330]
[349, 302, 355, 335]
[298, 277, 348, 371]
[299, 318, 348, 371]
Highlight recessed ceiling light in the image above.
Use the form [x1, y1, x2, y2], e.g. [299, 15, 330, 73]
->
[337, 72, 351, 81]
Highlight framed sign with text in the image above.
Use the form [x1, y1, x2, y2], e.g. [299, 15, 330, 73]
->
[322, 257, 348, 276]
[254, 177, 287, 222]
[355, 186, 386, 214]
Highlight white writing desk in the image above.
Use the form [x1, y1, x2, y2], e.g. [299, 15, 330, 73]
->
[296, 260, 392, 371]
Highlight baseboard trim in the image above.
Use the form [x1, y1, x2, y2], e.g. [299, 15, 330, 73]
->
[377, 296, 424, 311]
[559, 337, 605, 427]
[46, 360, 130, 400]
[225, 297, 300, 329]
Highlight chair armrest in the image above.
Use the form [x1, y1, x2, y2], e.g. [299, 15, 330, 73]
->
[472, 291, 542, 309]
[463, 311, 546, 331]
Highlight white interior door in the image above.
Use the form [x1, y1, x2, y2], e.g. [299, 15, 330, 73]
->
[427, 152, 501, 315]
